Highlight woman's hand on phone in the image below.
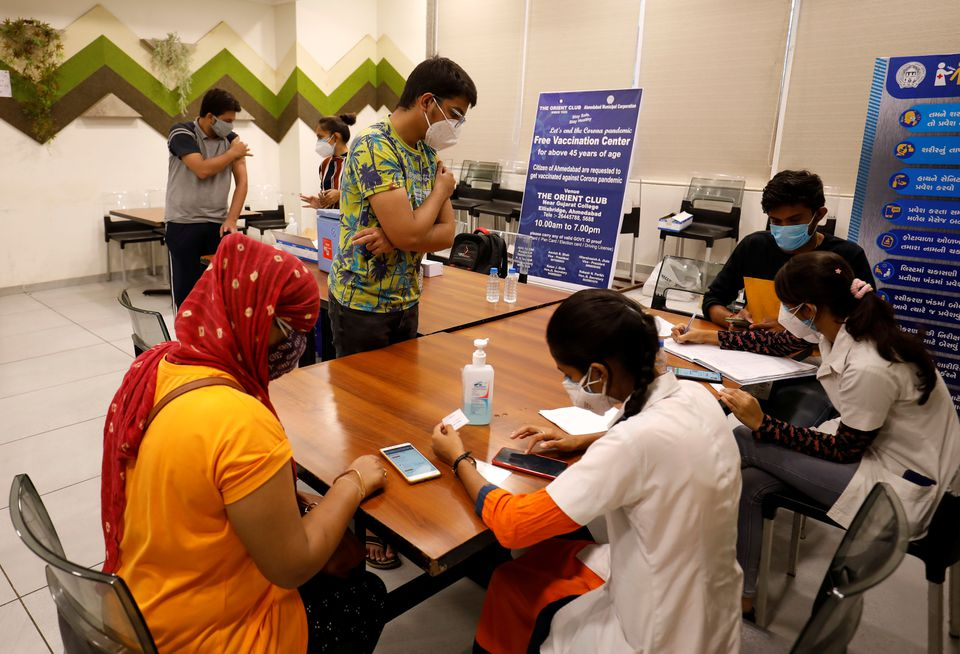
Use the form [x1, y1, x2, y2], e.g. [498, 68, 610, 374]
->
[431, 422, 465, 466]
[510, 425, 586, 453]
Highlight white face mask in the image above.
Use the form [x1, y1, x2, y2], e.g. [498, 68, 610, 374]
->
[423, 98, 461, 151]
[778, 303, 820, 343]
[562, 367, 617, 415]
[315, 136, 334, 158]
[212, 116, 233, 139]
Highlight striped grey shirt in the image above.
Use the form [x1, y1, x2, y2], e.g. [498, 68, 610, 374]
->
[164, 120, 237, 224]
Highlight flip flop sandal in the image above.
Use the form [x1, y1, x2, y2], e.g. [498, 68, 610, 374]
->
[365, 535, 401, 570]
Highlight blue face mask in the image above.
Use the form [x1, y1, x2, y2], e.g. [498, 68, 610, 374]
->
[770, 222, 814, 252]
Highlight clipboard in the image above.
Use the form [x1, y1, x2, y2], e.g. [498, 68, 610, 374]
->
[743, 277, 780, 324]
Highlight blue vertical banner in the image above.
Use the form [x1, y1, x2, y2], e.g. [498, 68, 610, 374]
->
[517, 89, 642, 289]
[851, 52, 960, 413]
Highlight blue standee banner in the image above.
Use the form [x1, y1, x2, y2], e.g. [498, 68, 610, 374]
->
[851, 52, 960, 413]
[517, 89, 642, 289]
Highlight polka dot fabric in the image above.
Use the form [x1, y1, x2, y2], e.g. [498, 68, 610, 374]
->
[101, 233, 320, 572]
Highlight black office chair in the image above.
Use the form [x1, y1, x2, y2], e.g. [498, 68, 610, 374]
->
[620, 207, 641, 285]
[104, 216, 165, 283]
[243, 205, 285, 237]
[470, 187, 523, 233]
[790, 482, 908, 653]
[118, 289, 171, 356]
[657, 176, 745, 262]
[452, 161, 501, 232]
[757, 479, 960, 652]
[9, 474, 158, 654]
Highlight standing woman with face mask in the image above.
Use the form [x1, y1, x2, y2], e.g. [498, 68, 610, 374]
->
[674, 251, 960, 618]
[431, 289, 743, 654]
[101, 234, 388, 654]
[300, 113, 356, 211]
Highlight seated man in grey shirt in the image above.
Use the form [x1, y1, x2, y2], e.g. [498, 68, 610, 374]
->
[165, 88, 251, 308]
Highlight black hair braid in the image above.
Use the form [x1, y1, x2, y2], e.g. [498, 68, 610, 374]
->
[617, 310, 660, 424]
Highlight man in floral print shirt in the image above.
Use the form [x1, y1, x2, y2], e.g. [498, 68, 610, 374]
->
[328, 57, 477, 356]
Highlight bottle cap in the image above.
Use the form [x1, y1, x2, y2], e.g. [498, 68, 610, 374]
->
[490, 268, 498, 274]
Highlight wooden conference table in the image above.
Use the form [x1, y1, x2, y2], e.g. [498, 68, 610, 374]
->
[109, 206, 261, 228]
[305, 261, 568, 336]
[269, 304, 733, 617]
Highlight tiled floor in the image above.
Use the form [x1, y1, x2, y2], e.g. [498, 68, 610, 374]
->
[0, 275, 952, 653]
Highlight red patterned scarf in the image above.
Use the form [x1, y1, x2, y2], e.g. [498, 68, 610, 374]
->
[101, 234, 320, 572]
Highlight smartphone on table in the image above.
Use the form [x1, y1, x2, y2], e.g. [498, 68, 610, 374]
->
[669, 366, 723, 383]
[493, 447, 568, 480]
[380, 443, 441, 483]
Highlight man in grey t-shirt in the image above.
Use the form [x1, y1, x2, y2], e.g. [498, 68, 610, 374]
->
[165, 88, 251, 308]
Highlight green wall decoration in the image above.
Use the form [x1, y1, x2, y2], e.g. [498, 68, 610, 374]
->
[147, 33, 192, 116]
[0, 18, 65, 142]
[0, 33, 406, 143]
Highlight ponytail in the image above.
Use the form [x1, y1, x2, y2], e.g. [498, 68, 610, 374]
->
[546, 289, 660, 421]
[845, 292, 937, 404]
[775, 252, 938, 404]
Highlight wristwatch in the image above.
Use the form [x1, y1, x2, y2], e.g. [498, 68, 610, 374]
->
[452, 451, 477, 478]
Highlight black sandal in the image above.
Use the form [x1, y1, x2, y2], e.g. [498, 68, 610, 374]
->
[365, 535, 401, 570]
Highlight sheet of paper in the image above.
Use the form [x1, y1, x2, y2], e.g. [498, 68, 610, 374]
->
[0, 71, 10, 98]
[710, 383, 726, 393]
[743, 277, 780, 325]
[663, 338, 817, 385]
[654, 315, 677, 338]
[476, 460, 511, 485]
[539, 406, 619, 436]
[442, 408, 469, 430]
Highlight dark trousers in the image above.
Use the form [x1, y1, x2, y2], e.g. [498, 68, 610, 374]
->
[328, 296, 419, 357]
[300, 569, 386, 654]
[165, 221, 223, 309]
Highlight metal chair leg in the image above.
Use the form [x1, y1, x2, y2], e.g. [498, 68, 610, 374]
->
[149, 242, 156, 276]
[120, 246, 127, 283]
[657, 236, 666, 263]
[950, 563, 960, 638]
[799, 515, 808, 540]
[630, 235, 637, 285]
[705, 244, 713, 262]
[930, 581, 944, 654]
[756, 517, 775, 628]
[787, 512, 802, 577]
[106, 242, 113, 281]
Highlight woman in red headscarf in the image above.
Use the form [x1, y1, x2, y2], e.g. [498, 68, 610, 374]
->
[101, 234, 388, 654]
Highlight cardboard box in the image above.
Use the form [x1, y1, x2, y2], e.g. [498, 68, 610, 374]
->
[272, 231, 318, 263]
[421, 259, 443, 277]
[316, 209, 341, 273]
[658, 211, 694, 233]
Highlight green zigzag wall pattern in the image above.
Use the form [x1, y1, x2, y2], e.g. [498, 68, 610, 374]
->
[0, 35, 406, 143]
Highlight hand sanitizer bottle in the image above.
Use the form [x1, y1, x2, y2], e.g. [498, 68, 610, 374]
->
[462, 338, 494, 425]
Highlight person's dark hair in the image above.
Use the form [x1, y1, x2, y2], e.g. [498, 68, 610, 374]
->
[397, 56, 477, 109]
[318, 113, 356, 143]
[761, 170, 825, 214]
[546, 289, 660, 422]
[199, 88, 241, 117]
[775, 251, 937, 404]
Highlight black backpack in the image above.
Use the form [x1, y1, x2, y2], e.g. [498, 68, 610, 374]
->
[448, 229, 508, 277]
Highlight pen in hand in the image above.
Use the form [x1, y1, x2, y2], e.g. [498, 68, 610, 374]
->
[683, 313, 696, 335]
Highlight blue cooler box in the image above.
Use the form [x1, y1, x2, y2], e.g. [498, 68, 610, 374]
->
[316, 209, 341, 273]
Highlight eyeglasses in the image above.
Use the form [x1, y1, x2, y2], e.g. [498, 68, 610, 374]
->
[275, 317, 295, 338]
[433, 96, 466, 129]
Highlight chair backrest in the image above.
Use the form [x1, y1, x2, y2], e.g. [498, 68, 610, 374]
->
[462, 160, 502, 189]
[118, 290, 171, 355]
[651, 255, 725, 315]
[791, 482, 908, 654]
[680, 176, 745, 238]
[9, 475, 158, 654]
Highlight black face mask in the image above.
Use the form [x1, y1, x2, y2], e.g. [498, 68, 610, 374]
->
[267, 331, 307, 380]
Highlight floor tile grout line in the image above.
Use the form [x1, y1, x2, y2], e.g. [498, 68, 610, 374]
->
[27, 288, 142, 351]
[0, 565, 53, 652]
[0, 365, 127, 402]
[0, 414, 107, 449]
[0, 474, 101, 512]
[0, 337, 115, 367]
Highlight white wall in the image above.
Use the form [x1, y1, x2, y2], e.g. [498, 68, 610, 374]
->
[0, 0, 415, 289]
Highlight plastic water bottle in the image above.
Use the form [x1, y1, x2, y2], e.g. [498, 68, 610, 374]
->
[504, 267, 519, 303]
[286, 211, 298, 235]
[486, 268, 500, 303]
